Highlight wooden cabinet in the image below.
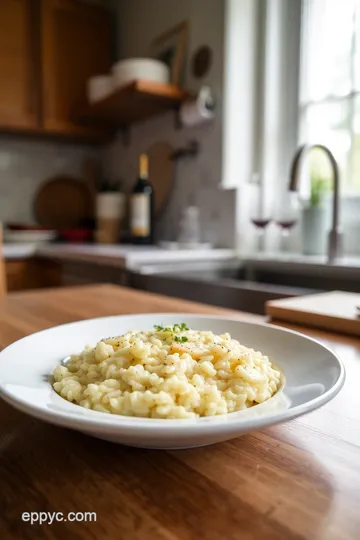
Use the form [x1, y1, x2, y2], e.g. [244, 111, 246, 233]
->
[5, 258, 62, 292]
[0, 0, 40, 130]
[61, 261, 129, 287]
[5, 260, 28, 291]
[0, 0, 111, 140]
[5, 258, 129, 291]
[41, 0, 111, 137]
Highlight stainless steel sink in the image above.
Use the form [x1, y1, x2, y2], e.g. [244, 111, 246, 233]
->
[129, 260, 321, 315]
[242, 259, 360, 292]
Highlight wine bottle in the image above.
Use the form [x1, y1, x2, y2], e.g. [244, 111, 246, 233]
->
[130, 154, 153, 244]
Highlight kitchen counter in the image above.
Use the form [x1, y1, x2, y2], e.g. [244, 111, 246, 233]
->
[35, 243, 235, 268]
[1, 244, 236, 291]
[2, 243, 37, 260]
[5, 243, 360, 272]
[0, 284, 358, 540]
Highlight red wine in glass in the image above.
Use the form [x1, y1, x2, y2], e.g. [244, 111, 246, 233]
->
[251, 218, 271, 229]
[275, 219, 297, 230]
[251, 216, 271, 252]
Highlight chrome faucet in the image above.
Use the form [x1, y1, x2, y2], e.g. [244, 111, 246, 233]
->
[289, 144, 342, 263]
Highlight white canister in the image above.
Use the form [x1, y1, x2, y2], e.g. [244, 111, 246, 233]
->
[96, 193, 125, 220]
[95, 193, 125, 244]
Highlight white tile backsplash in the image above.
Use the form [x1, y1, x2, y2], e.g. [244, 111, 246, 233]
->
[0, 137, 98, 224]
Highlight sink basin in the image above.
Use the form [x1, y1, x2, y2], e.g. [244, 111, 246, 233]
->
[242, 259, 360, 293]
[129, 260, 320, 315]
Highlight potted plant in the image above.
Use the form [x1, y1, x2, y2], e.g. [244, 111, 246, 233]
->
[302, 172, 329, 255]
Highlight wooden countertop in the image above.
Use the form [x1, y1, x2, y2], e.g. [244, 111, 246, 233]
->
[0, 284, 358, 540]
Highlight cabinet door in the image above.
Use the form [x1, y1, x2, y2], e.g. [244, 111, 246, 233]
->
[5, 261, 27, 291]
[0, 0, 39, 129]
[41, 0, 111, 137]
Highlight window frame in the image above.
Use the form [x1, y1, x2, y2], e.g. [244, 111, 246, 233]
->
[298, 0, 360, 196]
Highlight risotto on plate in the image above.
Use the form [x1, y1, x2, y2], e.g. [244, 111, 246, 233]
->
[52, 323, 282, 419]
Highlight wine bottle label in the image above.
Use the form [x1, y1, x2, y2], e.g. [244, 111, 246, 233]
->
[131, 194, 150, 237]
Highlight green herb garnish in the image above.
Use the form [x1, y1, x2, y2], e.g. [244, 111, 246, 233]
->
[174, 336, 188, 343]
[173, 323, 189, 331]
[154, 324, 164, 331]
[154, 322, 189, 333]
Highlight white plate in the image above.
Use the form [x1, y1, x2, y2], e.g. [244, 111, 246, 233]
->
[4, 230, 56, 244]
[0, 314, 345, 449]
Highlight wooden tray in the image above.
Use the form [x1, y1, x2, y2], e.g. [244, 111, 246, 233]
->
[34, 176, 93, 229]
[266, 290, 360, 337]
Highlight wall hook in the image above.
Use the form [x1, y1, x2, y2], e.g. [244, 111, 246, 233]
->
[170, 140, 200, 161]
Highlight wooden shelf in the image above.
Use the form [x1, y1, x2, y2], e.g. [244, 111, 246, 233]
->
[74, 80, 191, 129]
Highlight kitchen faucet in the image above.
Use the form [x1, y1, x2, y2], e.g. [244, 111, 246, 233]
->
[289, 144, 342, 263]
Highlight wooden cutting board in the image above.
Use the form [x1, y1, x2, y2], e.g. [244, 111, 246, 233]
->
[34, 176, 93, 229]
[147, 141, 174, 217]
[266, 290, 360, 336]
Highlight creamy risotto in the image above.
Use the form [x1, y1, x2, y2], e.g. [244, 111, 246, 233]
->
[52, 324, 281, 419]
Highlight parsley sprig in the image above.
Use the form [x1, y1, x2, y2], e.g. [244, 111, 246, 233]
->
[174, 323, 189, 331]
[154, 323, 189, 333]
[154, 322, 190, 345]
[174, 336, 189, 343]
[154, 324, 165, 331]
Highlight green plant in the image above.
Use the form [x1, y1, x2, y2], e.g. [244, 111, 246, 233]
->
[308, 150, 331, 207]
[309, 173, 330, 207]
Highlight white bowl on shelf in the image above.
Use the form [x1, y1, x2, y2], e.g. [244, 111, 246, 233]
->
[87, 74, 114, 103]
[112, 58, 170, 89]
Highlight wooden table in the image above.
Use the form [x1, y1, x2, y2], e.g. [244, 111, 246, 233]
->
[0, 284, 358, 540]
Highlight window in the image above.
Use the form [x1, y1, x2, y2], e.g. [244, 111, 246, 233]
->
[299, 0, 360, 194]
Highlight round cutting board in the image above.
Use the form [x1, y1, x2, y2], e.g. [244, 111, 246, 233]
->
[34, 176, 93, 228]
[147, 141, 174, 217]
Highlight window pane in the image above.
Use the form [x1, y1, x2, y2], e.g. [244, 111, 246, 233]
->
[350, 96, 360, 192]
[301, 0, 355, 102]
[353, 3, 360, 90]
[300, 100, 351, 192]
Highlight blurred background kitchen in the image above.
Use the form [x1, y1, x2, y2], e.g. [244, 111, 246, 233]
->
[1, 0, 360, 321]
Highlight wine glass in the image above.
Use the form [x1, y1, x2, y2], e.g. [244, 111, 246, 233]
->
[249, 178, 273, 252]
[250, 211, 271, 252]
[275, 191, 300, 252]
